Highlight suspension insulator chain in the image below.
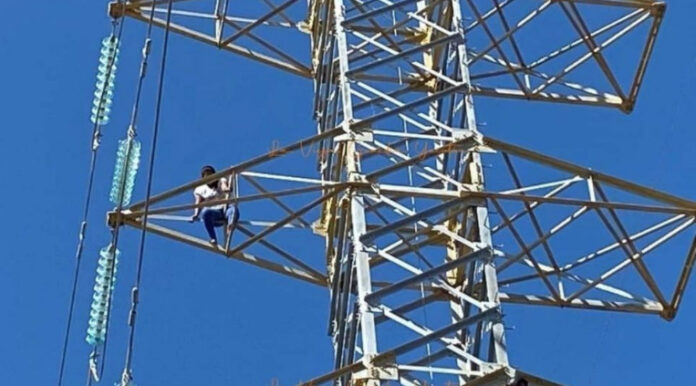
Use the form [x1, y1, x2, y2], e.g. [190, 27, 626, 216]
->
[91, 36, 119, 127]
[86, 244, 120, 346]
[110, 138, 142, 206]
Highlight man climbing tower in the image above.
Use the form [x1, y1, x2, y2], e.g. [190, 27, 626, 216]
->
[191, 165, 239, 244]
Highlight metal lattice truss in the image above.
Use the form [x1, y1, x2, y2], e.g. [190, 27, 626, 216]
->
[114, 129, 696, 315]
[111, 128, 696, 385]
[112, 0, 665, 111]
[110, 0, 683, 384]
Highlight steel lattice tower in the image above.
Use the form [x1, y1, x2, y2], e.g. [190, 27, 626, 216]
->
[103, 0, 695, 384]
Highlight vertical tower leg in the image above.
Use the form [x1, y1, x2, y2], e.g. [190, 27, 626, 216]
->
[449, 0, 509, 381]
[314, 0, 510, 383]
[333, 0, 381, 383]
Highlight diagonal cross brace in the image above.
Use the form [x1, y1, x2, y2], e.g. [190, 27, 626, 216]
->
[361, 196, 485, 244]
[365, 248, 493, 304]
[299, 306, 500, 385]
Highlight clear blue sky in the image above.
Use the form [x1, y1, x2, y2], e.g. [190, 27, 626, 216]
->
[1, 1, 695, 385]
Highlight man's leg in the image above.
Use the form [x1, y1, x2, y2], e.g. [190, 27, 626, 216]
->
[201, 208, 222, 242]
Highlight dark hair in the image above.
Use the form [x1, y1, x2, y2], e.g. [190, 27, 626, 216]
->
[200, 165, 219, 189]
[201, 165, 216, 176]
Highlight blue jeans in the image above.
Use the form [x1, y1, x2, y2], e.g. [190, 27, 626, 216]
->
[200, 206, 239, 242]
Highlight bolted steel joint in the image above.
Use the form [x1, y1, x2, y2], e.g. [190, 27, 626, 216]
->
[108, 1, 126, 19]
[106, 210, 127, 229]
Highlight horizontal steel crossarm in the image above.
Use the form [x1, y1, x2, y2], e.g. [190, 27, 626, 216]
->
[133, 181, 696, 221]
[499, 293, 662, 315]
[110, 1, 311, 77]
[127, 127, 343, 211]
[361, 197, 485, 244]
[143, 7, 297, 28]
[558, 0, 658, 9]
[364, 186, 693, 216]
[124, 184, 335, 218]
[133, 215, 306, 230]
[120, 217, 326, 286]
[239, 170, 331, 185]
[470, 84, 622, 107]
[483, 136, 696, 209]
[365, 248, 493, 304]
[299, 307, 499, 385]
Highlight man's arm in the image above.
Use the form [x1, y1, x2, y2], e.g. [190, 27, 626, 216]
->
[219, 177, 231, 193]
[191, 193, 202, 221]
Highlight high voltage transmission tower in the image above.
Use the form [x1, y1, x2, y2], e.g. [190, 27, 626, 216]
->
[66, 0, 696, 384]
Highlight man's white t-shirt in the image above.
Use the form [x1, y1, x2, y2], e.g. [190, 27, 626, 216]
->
[194, 184, 225, 210]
